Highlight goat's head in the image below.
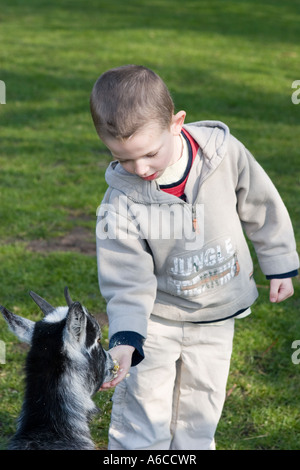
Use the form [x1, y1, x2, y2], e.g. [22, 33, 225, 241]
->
[0, 287, 114, 392]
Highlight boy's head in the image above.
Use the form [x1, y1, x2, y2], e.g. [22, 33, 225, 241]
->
[90, 65, 175, 141]
[90, 65, 186, 180]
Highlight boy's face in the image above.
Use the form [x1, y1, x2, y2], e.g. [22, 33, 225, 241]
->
[103, 111, 186, 181]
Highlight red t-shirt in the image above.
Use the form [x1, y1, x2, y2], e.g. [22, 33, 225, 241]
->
[159, 128, 199, 200]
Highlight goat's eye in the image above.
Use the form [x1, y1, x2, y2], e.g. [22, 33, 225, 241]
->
[97, 338, 101, 344]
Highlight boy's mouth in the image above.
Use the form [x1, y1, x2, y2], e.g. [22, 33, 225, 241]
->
[141, 172, 159, 181]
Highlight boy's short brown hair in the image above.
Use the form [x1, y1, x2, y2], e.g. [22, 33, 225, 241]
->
[90, 65, 174, 141]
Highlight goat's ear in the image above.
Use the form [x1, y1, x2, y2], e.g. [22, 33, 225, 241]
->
[64, 286, 73, 307]
[29, 291, 55, 316]
[66, 302, 87, 344]
[0, 306, 35, 344]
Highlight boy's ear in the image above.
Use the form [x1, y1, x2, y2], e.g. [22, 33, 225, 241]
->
[171, 110, 186, 135]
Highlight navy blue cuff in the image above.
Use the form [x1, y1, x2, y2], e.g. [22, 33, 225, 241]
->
[266, 270, 298, 280]
[109, 331, 145, 366]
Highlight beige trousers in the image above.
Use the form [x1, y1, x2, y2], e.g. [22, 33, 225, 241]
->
[108, 314, 235, 450]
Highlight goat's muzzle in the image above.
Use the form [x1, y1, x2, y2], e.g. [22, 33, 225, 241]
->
[103, 350, 116, 383]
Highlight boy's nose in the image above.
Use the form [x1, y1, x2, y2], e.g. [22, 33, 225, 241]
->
[134, 161, 149, 177]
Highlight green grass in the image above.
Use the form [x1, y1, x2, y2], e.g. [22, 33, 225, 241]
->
[0, 0, 300, 450]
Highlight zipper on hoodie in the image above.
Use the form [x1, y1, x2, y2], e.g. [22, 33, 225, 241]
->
[192, 205, 199, 233]
[155, 182, 200, 235]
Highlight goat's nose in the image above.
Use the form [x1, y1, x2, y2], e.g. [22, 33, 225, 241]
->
[102, 351, 115, 383]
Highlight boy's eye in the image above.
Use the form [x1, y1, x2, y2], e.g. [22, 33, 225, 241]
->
[146, 152, 158, 158]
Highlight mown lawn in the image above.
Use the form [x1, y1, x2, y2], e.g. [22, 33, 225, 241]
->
[0, 0, 299, 450]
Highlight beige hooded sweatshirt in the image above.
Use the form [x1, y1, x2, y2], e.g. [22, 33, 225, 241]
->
[96, 121, 299, 343]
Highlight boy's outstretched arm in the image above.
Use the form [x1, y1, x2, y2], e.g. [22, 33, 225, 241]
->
[269, 278, 294, 303]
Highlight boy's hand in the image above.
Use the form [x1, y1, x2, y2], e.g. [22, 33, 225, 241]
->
[100, 345, 134, 391]
[269, 278, 294, 303]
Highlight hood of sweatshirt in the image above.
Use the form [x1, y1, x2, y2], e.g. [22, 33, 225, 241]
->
[104, 120, 230, 204]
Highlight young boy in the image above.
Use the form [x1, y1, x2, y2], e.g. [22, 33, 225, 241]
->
[90, 65, 299, 450]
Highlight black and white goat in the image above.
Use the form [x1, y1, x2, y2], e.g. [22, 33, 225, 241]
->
[0, 288, 114, 450]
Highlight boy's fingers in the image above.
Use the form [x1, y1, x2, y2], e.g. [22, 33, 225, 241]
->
[99, 368, 130, 391]
[269, 279, 279, 303]
[270, 278, 294, 303]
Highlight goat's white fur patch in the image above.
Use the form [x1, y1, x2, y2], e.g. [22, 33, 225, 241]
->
[43, 306, 69, 324]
